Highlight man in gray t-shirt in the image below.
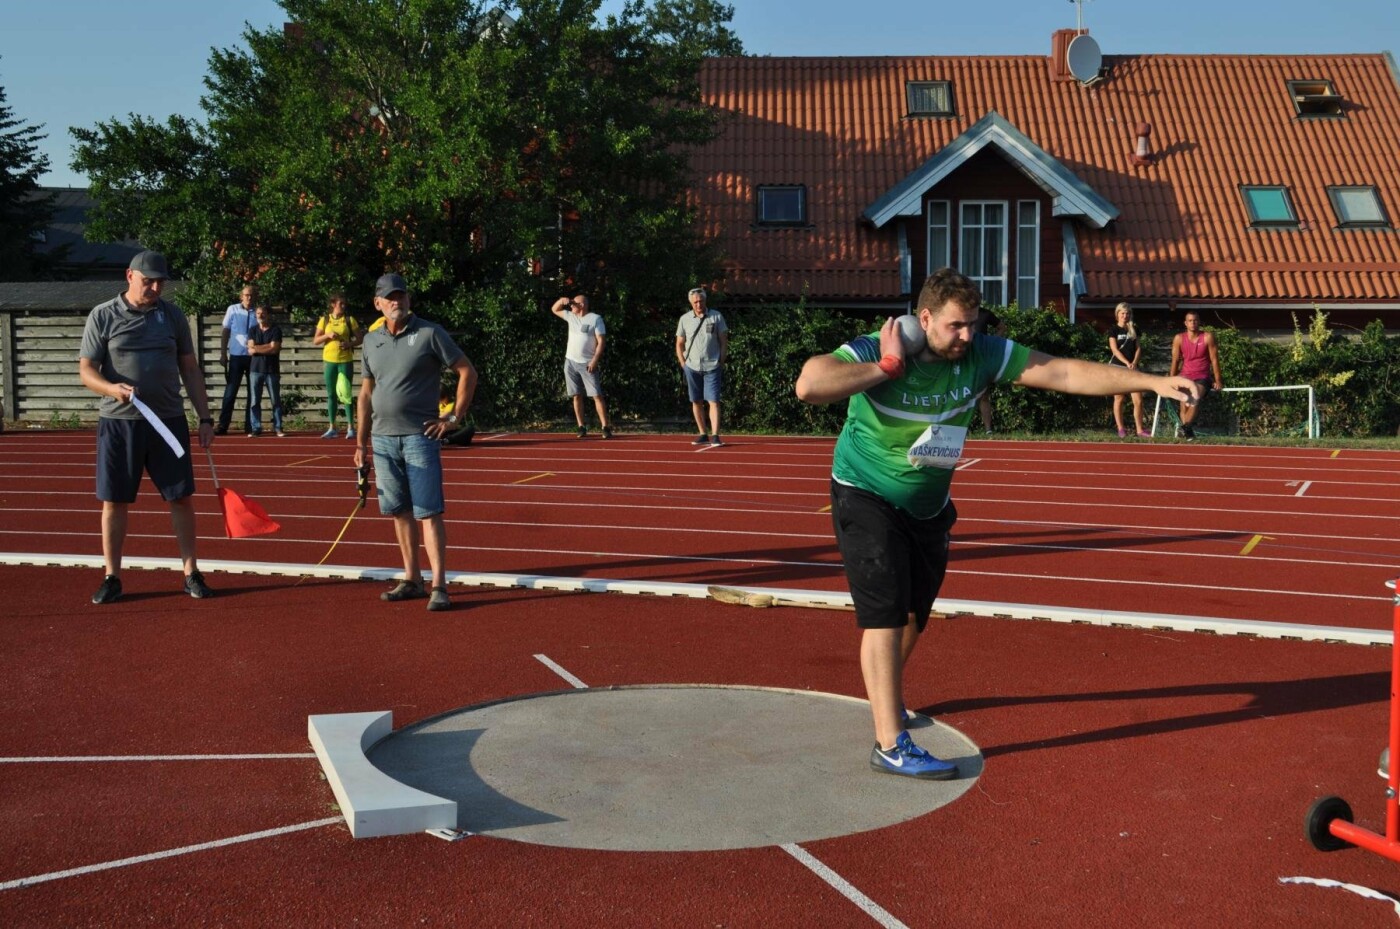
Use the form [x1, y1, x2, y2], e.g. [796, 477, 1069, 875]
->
[354, 273, 477, 612]
[675, 287, 729, 446]
[77, 250, 216, 605]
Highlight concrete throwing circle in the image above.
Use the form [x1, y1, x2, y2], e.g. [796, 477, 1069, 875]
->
[368, 684, 983, 851]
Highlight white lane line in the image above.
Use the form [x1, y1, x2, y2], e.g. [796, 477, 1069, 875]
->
[956, 458, 981, 470]
[781, 844, 909, 929]
[1296, 481, 1313, 497]
[1280, 876, 1400, 917]
[0, 754, 315, 763]
[0, 817, 342, 892]
[534, 654, 588, 689]
[0, 551, 1391, 609]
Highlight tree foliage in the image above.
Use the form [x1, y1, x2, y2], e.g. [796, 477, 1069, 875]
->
[0, 64, 55, 281]
[71, 0, 740, 320]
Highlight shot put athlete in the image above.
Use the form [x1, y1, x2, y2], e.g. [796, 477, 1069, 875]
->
[795, 268, 1201, 780]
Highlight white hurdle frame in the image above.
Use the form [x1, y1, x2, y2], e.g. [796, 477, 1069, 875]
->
[1149, 384, 1316, 439]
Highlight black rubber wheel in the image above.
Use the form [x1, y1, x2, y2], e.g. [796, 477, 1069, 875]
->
[1306, 795, 1355, 851]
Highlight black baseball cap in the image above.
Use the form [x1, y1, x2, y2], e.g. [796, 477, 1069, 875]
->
[375, 273, 409, 297]
[128, 250, 169, 280]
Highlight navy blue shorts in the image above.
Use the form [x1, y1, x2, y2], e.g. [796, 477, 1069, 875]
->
[96, 416, 196, 503]
[830, 480, 957, 630]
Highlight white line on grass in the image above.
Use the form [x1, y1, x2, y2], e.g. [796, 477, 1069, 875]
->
[534, 654, 588, 689]
[0, 817, 342, 892]
[781, 843, 910, 929]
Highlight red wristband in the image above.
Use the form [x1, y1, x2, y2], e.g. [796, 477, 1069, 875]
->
[877, 354, 905, 380]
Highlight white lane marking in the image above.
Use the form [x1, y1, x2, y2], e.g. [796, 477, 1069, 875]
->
[0, 754, 315, 763]
[956, 458, 981, 470]
[1295, 481, 1313, 497]
[534, 654, 588, 689]
[0, 817, 342, 892]
[0, 551, 1391, 610]
[781, 843, 910, 929]
[1279, 876, 1400, 917]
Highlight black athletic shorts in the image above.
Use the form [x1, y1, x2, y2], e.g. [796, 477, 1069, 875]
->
[830, 479, 957, 630]
[96, 416, 196, 503]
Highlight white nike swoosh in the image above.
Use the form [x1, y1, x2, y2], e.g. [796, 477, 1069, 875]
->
[881, 751, 904, 767]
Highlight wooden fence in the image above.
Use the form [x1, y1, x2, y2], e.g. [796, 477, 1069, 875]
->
[0, 307, 351, 427]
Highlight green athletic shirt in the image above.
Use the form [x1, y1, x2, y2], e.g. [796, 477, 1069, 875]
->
[831, 330, 1031, 518]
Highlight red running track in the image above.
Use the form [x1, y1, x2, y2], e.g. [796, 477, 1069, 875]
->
[1, 431, 1396, 628]
[1, 431, 1399, 927]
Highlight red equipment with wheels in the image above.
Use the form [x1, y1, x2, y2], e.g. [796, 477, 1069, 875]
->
[1307, 577, 1400, 858]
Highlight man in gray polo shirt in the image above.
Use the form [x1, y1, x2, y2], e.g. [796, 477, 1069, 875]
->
[78, 250, 216, 604]
[675, 286, 729, 446]
[354, 273, 477, 612]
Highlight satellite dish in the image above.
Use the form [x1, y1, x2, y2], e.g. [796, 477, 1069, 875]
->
[1066, 34, 1103, 84]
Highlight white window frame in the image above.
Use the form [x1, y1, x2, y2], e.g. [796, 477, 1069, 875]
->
[958, 200, 1008, 306]
[926, 199, 950, 273]
[1015, 200, 1040, 308]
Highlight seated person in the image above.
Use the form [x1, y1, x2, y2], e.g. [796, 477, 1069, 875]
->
[439, 385, 476, 446]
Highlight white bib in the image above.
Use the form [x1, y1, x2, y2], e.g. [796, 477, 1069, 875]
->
[907, 423, 966, 470]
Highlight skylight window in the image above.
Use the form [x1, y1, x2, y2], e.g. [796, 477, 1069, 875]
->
[1328, 186, 1389, 227]
[756, 185, 806, 226]
[1242, 186, 1298, 227]
[906, 81, 955, 117]
[1287, 79, 1344, 117]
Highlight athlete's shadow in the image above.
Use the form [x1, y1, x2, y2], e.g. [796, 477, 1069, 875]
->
[921, 671, 1388, 758]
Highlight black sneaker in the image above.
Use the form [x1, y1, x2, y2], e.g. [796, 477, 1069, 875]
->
[184, 571, 214, 599]
[576, 426, 587, 439]
[92, 574, 123, 605]
[709, 435, 724, 447]
[692, 434, 709, 445]
[1182, 425, 1196, 439]
[602, 426, 614, 439]
[427, 587, 451, 612]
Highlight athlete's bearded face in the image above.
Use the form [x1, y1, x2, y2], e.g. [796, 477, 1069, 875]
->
[918, 300, 979, 360]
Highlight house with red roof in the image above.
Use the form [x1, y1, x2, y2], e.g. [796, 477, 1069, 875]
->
[689, 30, 1400, 331]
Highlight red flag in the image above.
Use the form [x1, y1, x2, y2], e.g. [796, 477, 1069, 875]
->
[217, 487, 281, 539]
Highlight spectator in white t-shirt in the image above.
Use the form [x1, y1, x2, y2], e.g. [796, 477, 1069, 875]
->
[550, 294, 613, 439]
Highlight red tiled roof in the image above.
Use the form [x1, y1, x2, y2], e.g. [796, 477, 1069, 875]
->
[692, 53, 1400, 303]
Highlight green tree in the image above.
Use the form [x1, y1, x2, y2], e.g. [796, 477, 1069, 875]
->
[70, 0, 740, 323]
[0, 66, 56, 281]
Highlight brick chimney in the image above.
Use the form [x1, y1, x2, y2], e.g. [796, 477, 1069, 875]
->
[1050, 28, 1088, 83]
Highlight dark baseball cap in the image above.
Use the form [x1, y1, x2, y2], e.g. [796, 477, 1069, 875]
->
[128, 250, 169, 280]
[375, 273, 409, 297]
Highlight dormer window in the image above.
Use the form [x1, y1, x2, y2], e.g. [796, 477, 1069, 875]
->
[756, 185, 806, 226]
[906, 81, 955, 117]
[1288, 79, 1344, 117]
[1242, 186, 1298, 228]
[1328, 186, 1389, 228]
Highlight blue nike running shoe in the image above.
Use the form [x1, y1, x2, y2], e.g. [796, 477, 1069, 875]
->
[869, 731, 958, 780]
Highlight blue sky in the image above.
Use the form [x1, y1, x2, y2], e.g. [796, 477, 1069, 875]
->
[4, 0, 1398, 187]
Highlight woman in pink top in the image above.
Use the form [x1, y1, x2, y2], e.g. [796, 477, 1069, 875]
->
[1169, 311, 1223, 438]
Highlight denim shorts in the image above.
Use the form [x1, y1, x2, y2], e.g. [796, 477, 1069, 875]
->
[372, 433, 445, 519]
[683, 366, 723, 403]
